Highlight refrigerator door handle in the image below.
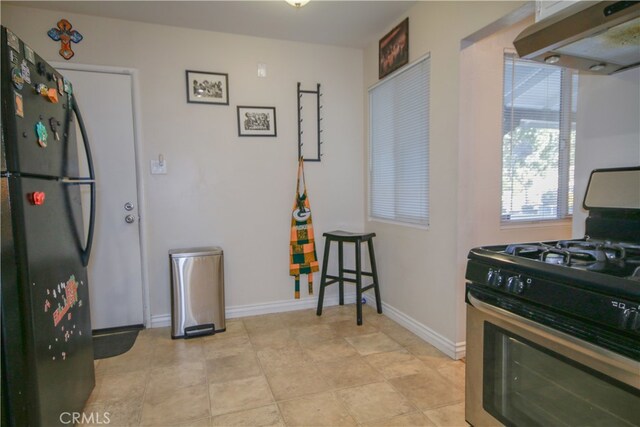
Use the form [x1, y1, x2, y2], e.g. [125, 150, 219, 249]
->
[72, 98, 96, 267]
[61, 178, 96, 184]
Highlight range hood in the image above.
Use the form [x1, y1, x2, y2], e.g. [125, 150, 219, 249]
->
[514, 1, 640, 75]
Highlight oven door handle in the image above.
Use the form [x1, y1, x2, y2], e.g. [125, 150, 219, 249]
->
[467, 291, 639, 374]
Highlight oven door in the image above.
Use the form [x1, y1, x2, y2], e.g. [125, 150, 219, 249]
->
[465, 290, 640, 427]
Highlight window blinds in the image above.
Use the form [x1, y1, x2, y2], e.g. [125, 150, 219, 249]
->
[501, 53, 577, 222]
[369, 56, 430, 227]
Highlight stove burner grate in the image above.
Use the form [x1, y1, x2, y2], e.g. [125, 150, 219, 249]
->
[505, 239, 640, 277]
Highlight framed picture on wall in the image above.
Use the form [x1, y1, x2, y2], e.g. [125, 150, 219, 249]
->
[379, 17, 409, 79]
[237, 106, 277, 137]
[186, 70, 229, 105]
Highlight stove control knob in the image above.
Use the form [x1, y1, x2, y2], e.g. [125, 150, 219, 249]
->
[631, 311, 640, 332]
[487, 269, 503, 287]
[623, 309, 640, 332]
[487, 269, 496, 285]
[507, 276, 525, 294]
[495, 272, 504, 288]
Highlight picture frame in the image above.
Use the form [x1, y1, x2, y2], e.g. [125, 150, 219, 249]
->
[237, 106, 277, 137]
[186, 70, 229, 105]
[379, 17, 409, 79]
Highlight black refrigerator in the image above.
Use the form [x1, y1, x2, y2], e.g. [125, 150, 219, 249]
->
[1, 27, 97, 426]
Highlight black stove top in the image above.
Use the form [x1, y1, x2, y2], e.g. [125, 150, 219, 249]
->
[504, 239, 640, 279]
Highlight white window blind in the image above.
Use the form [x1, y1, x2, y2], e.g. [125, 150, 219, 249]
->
[369, 56, 430, 227]
[501, 53, 578, 223]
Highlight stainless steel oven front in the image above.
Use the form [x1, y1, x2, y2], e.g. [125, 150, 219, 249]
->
[465, 292, 640, 427]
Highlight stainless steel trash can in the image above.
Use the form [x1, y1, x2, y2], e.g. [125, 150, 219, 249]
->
[170, 247, 225, 339]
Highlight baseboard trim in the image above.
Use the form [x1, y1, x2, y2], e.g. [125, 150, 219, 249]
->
[455, 340, 466, 359]
[149, 293, 466, 359]
[150, 293, 356, 329]
[150, 314, 171, 328]
[225, 293, 357, 319]
[363, 294, 466, 360]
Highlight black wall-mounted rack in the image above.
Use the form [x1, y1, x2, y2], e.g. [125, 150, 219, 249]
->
[297, 82, 322, 162]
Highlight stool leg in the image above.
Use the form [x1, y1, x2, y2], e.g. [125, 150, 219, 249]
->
[317, 237, 331, 316]
[368, 239, 383, 314]
[356, 240, 362, 325]
[338, 241, 344, 306]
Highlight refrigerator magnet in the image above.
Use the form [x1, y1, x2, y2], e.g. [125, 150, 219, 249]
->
[28, 191, 46, 206]
[63, 78, 72, 94]
[14, 92, 24, 118]
[37, 61, 46, 76]
[9, 49, 18, 65]
[36, 83, 48, 96]
[35, 122, 48, 147]
[6, 29, 20, 52]
[11, 67, 24, 90]
[47, 88, 58, 103]
[57, 75, 64, 95]
[49, 117, 60, 140]
[24, 44, 35, 64]
[21, 60, 31, 84]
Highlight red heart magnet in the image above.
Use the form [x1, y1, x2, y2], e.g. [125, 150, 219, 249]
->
[29, 191, 46, 205]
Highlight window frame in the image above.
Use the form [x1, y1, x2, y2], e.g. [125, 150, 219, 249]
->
[500, 52, 578, 225]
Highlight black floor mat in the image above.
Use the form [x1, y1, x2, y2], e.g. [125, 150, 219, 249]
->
[92, 330, 139, 360]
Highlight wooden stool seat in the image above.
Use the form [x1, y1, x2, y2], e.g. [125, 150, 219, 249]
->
[316, 230, 382, 325]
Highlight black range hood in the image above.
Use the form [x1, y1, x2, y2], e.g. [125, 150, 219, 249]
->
[514, 1, 640, 75]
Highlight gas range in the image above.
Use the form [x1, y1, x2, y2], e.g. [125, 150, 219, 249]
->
[466, 166, 640, 360]
[464, 167, 640, 427]
[466, 239, 639, 360]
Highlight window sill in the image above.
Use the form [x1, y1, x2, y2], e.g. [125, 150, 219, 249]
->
[368, 217, 430, 230]
[500, 218, 572, 230]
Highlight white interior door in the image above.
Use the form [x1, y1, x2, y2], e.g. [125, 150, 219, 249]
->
[60, 68, 144, 331]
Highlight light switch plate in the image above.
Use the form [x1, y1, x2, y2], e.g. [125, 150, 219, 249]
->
[150, 159, 167, 175]
[257, 63, 267, 78]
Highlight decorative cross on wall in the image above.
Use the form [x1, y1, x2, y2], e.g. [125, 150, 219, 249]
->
[47, 19, 83, 60]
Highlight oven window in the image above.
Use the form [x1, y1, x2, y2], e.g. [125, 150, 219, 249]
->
[483, 323, 639, 427]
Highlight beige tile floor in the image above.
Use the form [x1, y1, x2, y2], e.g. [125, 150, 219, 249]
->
[84, 304, 467, 427]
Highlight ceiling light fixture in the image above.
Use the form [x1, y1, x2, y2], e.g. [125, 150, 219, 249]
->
[286, 0, 310, 8]
[589, 63, 607, 72]
[544, 55, 560, 64]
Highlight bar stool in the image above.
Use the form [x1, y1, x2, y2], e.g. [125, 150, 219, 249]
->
[316, 231, 382, 325]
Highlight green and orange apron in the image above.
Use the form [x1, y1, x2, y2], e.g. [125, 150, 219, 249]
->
[289, 158, 319, 298]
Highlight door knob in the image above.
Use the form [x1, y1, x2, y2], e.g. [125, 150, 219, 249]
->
[125, 214, 135, 224]
[124, 202, 134, 211]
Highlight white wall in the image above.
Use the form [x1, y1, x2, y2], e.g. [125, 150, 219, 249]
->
[2, 5, 365, 321]
[457, 17, 573, 344]
[573, 69, 640, 238]
[363, 1, 529, 357]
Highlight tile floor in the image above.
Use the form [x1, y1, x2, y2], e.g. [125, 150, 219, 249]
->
[84, 304, 467, 426]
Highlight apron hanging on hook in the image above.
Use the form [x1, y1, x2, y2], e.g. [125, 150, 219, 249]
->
[289, 157, 319, 298]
